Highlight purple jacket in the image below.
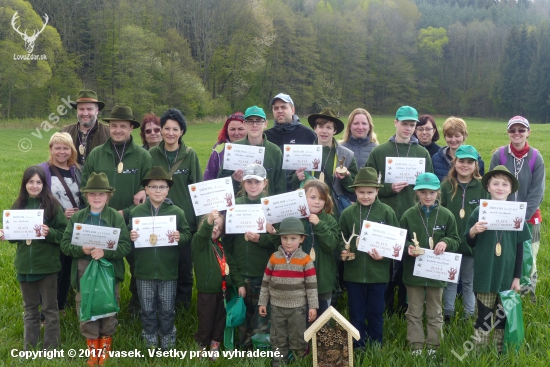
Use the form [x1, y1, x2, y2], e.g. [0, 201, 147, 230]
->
[203, 141, 227, 181]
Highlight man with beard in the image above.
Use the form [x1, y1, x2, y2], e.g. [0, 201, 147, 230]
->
[61, 90, 110, 168]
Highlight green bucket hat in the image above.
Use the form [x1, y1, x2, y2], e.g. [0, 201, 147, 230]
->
[481, 165, 519, 194]
[455, 145, 479, 161]
[395, 106, 419, 122]
[244, 106, 267, 120]
[308, 107, 345, 135]
[80, 172, 116, 193]
[413, 172, 440, 191]
[141, 166, 174, 188]
[349, 167, 383, 188]
[70, 90, 105, 111]
[276, 217, 307, 236]
[102, 105, 140, 129]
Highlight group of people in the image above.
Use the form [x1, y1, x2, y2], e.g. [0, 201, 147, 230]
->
[0, 89, 544, 366]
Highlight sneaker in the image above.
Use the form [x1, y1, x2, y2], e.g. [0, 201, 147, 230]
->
[210, 341, 220, 361]
[427, 349, 437, 357]
[411, 349, 422, 356]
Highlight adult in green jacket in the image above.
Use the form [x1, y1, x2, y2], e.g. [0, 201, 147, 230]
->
[148, 108, 202, 311]
[80, 105, 153, 314]
[218, 106, 286, 196]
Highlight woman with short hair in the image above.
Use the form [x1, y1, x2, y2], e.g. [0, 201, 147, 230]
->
[414, 115, 440, 157]
[139, 113, 162, 150]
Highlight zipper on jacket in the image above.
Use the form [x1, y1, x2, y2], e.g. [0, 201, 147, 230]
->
[205, 270, 211, 287]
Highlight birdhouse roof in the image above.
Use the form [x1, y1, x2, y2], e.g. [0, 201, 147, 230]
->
[304, 306, 360, 341]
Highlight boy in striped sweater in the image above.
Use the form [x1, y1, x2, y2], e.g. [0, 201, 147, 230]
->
[259, 217, 318, 367]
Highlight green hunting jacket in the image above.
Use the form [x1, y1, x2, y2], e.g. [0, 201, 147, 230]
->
[299, 211, 339, 295]
[218, 134, 286, 196]
[339, 198, 399, 284]
[81, 136, 153, 222]
[61, 205, 131, 289]
[9, 198, 66, 276]
[129, 199, 191, 280]
[223, 197, 277, 278]
[399, 202, 460, 288]
[365, 137, 433, 220]
[149, 140, 202, 232]
[440, 179, 488, 256]
[192, 221, 245, 294]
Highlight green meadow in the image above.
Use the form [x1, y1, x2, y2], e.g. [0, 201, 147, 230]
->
[0, 117, 549, 366]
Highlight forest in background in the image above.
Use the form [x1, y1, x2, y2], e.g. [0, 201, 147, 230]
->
[1, 0, 550, 122]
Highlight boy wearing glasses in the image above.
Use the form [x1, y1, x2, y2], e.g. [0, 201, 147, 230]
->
[219, 106, 286, 196]
[128, 166, 192, 350]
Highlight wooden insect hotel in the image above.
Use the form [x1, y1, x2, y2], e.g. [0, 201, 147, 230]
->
[304, 306, 360, 367]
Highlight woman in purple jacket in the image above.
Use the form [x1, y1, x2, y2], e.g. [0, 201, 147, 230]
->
[203, 112, 245, 181]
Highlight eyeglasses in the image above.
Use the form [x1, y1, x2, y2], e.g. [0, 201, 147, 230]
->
[416, 127, 434, 132]
[507, 128, 528, 134]
[244, 119, 265, 125]
[145, 128, 161, 134]
[147, 185, 169, 191]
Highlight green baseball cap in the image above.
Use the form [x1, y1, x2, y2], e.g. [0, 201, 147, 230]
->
[276, 217, 307, 236]
[413, 172, 440, 191]
[455, 145, 479, 161]
[244, 106, 267, 120]
[396, 106, 419, 122]
[481, 165, 519, 194]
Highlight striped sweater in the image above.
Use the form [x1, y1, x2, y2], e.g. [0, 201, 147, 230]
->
[258, 247, 319, 309]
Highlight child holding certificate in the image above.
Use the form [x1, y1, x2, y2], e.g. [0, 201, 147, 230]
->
[400, 173, 460, 356]
[224, 163, 276, 348]
[300, 179, 339, 316]
[441, 145, 487, 322]
[61, 172, 131, 366]
[128, 167, 192, 350]
[466, 166, 530, 353]
[0, 166, 66, 350]
[192, 209, 245, 358]
[339, 167, 399, 348]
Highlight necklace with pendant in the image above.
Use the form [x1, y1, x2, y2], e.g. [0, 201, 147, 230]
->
[495, 231, 503, 256]
[458, 181, 471, 219]
[318, 145, 333, 183]
[77, 126, 90, 156]
[112, 141, 127, 173]
[212, 239, 229, 275]
[149, 203, 160, 246]
[417, 204, 440, 249]
[394, 139, 412, 158]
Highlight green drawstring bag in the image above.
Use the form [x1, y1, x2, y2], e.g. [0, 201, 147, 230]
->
[499, 290, 524, 353]
[520, 224, 534, 287]
[79, 258, 119, 322]
[223, 287, 246, 349]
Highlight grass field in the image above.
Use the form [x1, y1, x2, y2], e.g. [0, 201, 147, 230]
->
[0, 116, 549, 366]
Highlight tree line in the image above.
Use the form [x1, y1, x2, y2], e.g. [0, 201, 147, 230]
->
[1, 0, 550, 122]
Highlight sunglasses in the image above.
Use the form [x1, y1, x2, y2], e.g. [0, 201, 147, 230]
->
[507, 128, 528, 134]
[145, 128, 161, 134]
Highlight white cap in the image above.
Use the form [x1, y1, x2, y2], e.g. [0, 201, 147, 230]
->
[243, 164, 267, 181]
[270, 93, 294, 106]
[507, 116, 529, 130]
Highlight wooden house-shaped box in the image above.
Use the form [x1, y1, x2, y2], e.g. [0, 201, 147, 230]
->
[304, 306, 360, 367]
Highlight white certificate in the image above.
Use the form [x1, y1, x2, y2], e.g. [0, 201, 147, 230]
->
[384, 157, 425, 185]
[71, 223, 120, 251]
[479, 200, 527, 231]
[356, 221, 407, 260]
[188, 177, 235, 216]
[2, 209, 45, 240]
[223, 144, 265, 171]
[261, 189, 310, 224]
[413, 249, 462, 283]
[226, 205, 267, 234]
[281, 144, 323, 171]
[132, 215, 178, 247]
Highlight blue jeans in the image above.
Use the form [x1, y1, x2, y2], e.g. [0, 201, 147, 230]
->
[345, 281, 387, 347]
[443, 255, 475, 316]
